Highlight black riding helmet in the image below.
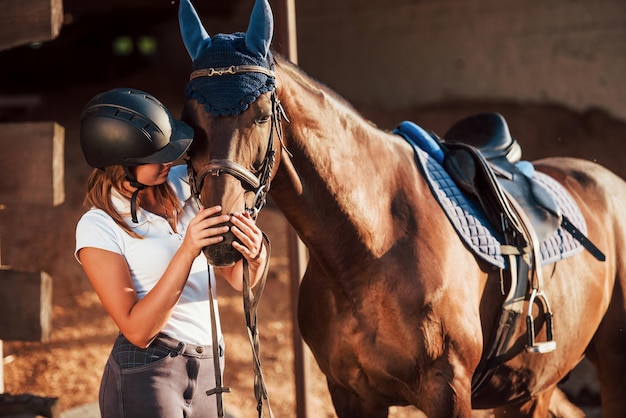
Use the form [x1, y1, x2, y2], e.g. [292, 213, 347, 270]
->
[80, 88, 194, 222]
[80, 87, 194, 168]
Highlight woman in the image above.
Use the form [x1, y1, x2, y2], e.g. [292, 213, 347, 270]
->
[75, 87, 267, 417]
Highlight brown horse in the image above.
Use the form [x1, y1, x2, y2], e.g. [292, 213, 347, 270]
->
[178, 1, 626, 416]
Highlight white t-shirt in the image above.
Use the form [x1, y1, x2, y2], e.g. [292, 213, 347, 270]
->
[75, 165, 221, 346]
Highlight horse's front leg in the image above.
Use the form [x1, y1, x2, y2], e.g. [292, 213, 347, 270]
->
[327, 380, 389, 418]
[493, 385, 585, 418]
[418, 356, 474, 418]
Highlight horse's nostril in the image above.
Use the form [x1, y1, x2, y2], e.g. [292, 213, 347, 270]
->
[202, 235, 243, 267]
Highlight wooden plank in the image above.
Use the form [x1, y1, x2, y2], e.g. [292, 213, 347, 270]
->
[0, 122, 65, 207]
[0, 393, 59, 417]
[0, 0, 64, 51]
[0, 268, 52, 342]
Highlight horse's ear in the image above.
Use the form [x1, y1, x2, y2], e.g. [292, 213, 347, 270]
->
[245, 0, 273, 59]
[179, 0, 212, 61]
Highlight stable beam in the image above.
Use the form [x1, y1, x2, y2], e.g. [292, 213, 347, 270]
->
[0, 122, 65, 207]
[0, 0, 64, 51]
[0, 268, 52, 342]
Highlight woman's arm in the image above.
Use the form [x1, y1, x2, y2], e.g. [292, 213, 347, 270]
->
[77, 205, 230, 348]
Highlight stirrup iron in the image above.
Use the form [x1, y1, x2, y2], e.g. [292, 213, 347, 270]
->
[525, 287, 556, 353]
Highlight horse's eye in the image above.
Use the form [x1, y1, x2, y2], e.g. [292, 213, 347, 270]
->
[255, 114, 272, 125]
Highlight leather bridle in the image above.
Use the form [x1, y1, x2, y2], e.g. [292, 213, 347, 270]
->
[186, 89, 285, 221]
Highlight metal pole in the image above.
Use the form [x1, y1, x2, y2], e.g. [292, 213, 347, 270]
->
[273, 2, 312, 417]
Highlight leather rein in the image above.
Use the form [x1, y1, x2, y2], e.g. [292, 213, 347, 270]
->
[186, 65, 287, 418]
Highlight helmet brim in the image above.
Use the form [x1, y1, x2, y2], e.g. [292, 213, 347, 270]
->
[123, 119, 194, 165]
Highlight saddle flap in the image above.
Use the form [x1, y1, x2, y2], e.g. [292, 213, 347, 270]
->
[499, 169, 562, 241]
[442, 147, 478, 195]
[443, 143, 561, 244]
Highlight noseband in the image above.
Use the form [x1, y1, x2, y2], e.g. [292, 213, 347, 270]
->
[186, 72, 286, 220]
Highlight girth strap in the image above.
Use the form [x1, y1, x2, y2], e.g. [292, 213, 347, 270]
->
[561, 216, 606, 261]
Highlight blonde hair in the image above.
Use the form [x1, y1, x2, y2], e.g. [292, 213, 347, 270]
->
[83, 166, 181, 238]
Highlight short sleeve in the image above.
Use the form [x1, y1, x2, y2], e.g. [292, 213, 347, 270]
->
[75, 209, 125, 264]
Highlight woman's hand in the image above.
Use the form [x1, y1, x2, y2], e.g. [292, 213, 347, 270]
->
[180, 205, 230, 258]
[216, 211, 267, 291]
[230, 212, 266, 268]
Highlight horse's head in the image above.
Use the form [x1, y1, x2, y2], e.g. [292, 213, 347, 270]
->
[179, 0, 283, 266]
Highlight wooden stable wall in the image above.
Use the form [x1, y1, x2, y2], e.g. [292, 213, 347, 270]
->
[0, 0, 64, 405]
[0, 122, 62, 343]
[295, 0, 626, 121]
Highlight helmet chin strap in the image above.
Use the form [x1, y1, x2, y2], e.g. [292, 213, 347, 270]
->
[123, 166, 146, 223]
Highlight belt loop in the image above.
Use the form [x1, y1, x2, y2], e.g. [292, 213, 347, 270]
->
[176, 341, 186, 355]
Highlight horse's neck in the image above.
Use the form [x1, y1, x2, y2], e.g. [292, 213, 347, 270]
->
[271, 61, 427, 268]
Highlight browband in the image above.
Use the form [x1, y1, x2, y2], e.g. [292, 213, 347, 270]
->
[190, 65, 275, 80]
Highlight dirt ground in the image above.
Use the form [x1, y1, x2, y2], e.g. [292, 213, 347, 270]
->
[2, 87, 623, 416]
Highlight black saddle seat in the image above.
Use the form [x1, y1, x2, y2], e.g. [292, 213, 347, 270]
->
[444, 113, 521, 163]
[441, 112, 561, 246]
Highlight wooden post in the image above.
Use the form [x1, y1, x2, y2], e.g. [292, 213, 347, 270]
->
[0, 340, 3, 393]
[273, 1, 314, 417]
[0, 122, 65, 207]
[286, 230, 312, 418]
[0, 0, 64, 51]
[273, 0, 298, 64]
[0, 269, 52, 343]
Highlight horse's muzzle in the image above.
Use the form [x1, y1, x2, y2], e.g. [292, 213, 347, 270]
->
[202, 226, 243, 267]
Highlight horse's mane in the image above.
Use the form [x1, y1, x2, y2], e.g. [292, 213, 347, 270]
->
[273, 53, 376, 126]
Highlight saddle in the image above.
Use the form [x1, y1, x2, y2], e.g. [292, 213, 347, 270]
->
[439, 115, 561, 379]
[394, 113, 605, 396]
[441, 113, 561, 247]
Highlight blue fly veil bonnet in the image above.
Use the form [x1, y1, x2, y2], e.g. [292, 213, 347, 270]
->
[179, 0, 276, 117]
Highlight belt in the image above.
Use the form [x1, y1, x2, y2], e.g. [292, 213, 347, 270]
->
[151, 333, 223, 359]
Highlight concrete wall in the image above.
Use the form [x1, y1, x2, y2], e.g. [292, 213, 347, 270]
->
[295, 0, 626, 120]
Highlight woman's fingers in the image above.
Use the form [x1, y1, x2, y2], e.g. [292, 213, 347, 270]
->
[192, 206, 229, 234]
[187, 208, 265, 260]
[230, 212, 263, 259]
[184, 206, 230, 251]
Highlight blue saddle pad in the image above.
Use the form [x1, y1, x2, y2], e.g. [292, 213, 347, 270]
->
[395, 122, 585, 269]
